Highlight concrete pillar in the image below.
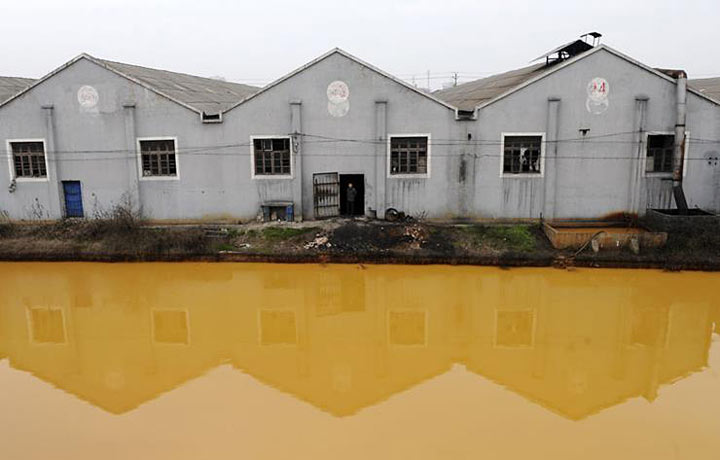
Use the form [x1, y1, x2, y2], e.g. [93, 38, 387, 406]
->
[290, 101, 303, 221]
[123, 103, 141, 215]
[543, 97, 561, 219]
[42, 105, 62, 219]
[629, 96, 649, 214]
[374, 100, 387, 219]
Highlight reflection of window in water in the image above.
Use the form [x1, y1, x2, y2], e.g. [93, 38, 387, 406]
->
[629, 305, 665, 347]
[29, 307, 66, 344]
[316, 276, 365, 316]
[262, 273, 296, 290]
[259, 310, 297, 345]
[152, 310, 189, 345]
[388, 310, 427, 346]
[495, 310, 534, 348]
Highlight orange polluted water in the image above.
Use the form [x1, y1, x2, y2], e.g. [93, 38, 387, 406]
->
[0, 263, 719, 460]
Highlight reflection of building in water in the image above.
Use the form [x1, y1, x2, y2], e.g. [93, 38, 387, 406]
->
[462, 271, 715, 419]
[0, 263, 717, 419]
[28, 306, 67, 344]
[152, 309, 190, 345]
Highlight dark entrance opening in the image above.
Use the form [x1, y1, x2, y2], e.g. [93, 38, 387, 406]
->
[339, 174, 364, 216]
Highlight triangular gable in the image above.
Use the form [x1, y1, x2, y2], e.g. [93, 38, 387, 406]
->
[0, 53, 204, 117]
[223, 48, 458, 114]
[471, 44, 720, 111]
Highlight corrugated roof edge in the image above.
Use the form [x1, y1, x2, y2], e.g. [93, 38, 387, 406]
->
[0, 76, 36, 82]
[442, 44, 720, 113]
[222, 48, 459, 116]
[0, 53, 239, 118]
[0, 76, 37, 103]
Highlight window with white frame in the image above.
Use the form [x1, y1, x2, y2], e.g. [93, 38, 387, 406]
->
[253, 138, 291, 176]
[140, 139, 177, 177]
[646, 134, 674, 173]
[390, 136, 428, 175]
[11, 141, 47, 178]
[502, 135, 542, 175]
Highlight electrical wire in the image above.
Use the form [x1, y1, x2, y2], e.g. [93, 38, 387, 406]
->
[2, 131, 720, 163]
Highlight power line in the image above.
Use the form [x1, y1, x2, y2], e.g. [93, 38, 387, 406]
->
[3, 130, 720, 162]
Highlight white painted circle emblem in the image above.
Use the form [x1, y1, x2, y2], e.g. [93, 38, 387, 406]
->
[327, 81, 349, 103]
[587, 77, 609, 102]
[586, 77, 609, 114]
[77, 85, 99, 108]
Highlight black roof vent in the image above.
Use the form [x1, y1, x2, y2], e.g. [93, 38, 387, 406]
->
[581, 32, 603, 47]
[532, 33, 600, 66]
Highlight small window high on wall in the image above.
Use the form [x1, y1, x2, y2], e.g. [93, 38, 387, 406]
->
[139, 138, 178, 178]
[10, 140, 47, 179]
[252, 137, 292, 177]
[502, 134, 543, 175]
[646, 134, 674, 173]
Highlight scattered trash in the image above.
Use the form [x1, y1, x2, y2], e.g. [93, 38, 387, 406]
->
[304, 234, 332, 249]
[402, 224, 428, 249]
[385, 208, 414, 223]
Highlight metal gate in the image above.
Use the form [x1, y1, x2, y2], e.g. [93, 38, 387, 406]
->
[313, 172, 340, 218]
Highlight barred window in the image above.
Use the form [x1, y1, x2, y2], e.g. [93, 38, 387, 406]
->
[503, 135, 542, 174]
[11, 141, 47, 178]
[646, 134, 674, 173]
[254, 138, 291, 176]
[140, 139, 177, 177]
[390, 136, 428, 175]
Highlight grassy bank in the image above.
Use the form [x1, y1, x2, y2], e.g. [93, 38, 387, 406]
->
[0, 213, 719, 270]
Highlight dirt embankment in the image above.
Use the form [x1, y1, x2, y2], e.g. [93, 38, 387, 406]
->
[1, 214, 719, 270]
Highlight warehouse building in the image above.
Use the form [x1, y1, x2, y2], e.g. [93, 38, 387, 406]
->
[1, 36, 719, 221]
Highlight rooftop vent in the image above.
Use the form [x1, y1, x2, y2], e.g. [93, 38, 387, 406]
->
[202, 112, 222, 123]
[533, 33, 601, 66]
[581, 32, 603, 47]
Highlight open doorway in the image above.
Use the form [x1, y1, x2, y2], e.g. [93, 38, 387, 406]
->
[339, 174, 364, 216]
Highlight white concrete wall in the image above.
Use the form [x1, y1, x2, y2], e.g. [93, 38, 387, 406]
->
[1, 48, 718, 222]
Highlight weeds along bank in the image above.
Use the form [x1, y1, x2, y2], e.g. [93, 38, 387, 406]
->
[1, 204, 719, 270]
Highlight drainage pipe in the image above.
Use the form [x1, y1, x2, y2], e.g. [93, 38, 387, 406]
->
[672, 71, 689, 213]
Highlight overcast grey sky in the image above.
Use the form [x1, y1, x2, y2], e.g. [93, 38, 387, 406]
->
[2, 0, 719, 89]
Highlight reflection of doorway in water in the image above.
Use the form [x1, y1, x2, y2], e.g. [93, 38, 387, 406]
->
[339, 174, 364, 216]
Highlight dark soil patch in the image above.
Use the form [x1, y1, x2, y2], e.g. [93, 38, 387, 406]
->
[329, 222, 405, 252]
[1, 216, 720, 271]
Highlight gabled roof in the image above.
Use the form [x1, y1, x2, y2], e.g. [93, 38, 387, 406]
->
[97, 59, 259, 115]
[689, 77, 720, 101]
[0, 54, 259, 117]
[435, 44, 720, 111]
[0, 76, 35, 104]
[224, 48, 457, 114]
[434, 63, 548, 111]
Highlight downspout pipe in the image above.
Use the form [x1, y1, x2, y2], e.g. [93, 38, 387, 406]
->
[672, 71, 689, 213]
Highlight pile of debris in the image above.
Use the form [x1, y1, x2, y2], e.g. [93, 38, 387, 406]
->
[304, 233, 332, 250]
[402, 224, 428, 249]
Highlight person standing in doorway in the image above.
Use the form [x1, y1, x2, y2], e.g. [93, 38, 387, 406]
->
[346, 182, 357, 216]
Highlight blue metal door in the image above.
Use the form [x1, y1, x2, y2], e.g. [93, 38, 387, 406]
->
[62, 181, 84, 218]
